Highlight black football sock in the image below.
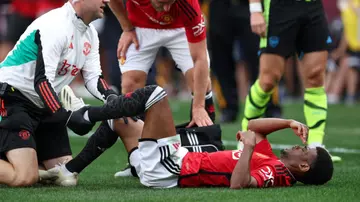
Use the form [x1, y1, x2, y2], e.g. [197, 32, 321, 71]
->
[65, 121, 118, 173]
[87, 85, 166, 122]
[205, 91, 216, 122]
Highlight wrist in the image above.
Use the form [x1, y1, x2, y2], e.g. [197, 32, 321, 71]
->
[249, 2, 263, 13]
[243, 144, 255, 150]
[287, 119, 293, 127]
[123, 26, 135, 32]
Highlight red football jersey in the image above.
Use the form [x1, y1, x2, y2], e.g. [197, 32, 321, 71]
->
[179, 139, 296, 188]
[126, 0, 206, 43]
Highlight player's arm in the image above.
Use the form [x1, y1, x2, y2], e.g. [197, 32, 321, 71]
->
[108, 0, 139, 62]
[108, 0, 133, 31]
[82, 27, 117, 102]
[247, 118, 308, 144]
[34, 27, 94, 135]
[188, 39, 211, 123]
[185, 0, 212, 127]
[33, 28, 68, 116]
[230, 131, 258, 189]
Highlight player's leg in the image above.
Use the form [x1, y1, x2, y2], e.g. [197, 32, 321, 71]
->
[129, 94, 185, 188]
[1, 147, 39, 187]
[119, 27, 160, 93]
[165, 28, 215, 122]
[296, 2, 333, 151]
[34, 116, 75, 186]
[0, 89, 40, 187]
[241, 0, 298, 130]
[241, 54, 285, 130]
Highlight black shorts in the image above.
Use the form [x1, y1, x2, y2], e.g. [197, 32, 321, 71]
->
[0, 83, 71, 162]
[259, 0, 330, 58]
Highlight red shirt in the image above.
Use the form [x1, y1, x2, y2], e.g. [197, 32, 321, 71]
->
[127, 0, 206, 43]
[179, 139, 296, 188]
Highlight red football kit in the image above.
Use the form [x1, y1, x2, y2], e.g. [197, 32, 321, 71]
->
[179, 139, 296, 188]
[126, 0, 206, 43]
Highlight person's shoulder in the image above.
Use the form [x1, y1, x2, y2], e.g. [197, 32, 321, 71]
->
[32, 7, 72, 33]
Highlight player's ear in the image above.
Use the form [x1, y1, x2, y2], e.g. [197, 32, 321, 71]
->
[298, 163, 310, 172]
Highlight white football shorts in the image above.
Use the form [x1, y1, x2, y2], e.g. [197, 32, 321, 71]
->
[120, 27, 210, 74]
[129, 135, 189, 188]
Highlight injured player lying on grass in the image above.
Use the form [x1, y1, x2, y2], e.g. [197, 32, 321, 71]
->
[40, 85, 333, 188]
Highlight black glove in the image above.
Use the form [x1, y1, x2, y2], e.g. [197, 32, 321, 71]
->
[106, 94, 139, 124]
[67, 106, 95, 136]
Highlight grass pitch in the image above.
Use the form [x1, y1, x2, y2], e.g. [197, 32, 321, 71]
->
[1, 99, 360, 202]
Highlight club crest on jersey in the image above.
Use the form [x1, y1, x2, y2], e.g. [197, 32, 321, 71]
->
[161, 14, 174, 25]
[83, 42, 91, 56]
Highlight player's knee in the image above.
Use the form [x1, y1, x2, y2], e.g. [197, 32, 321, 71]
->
[258, 76, 277, 92]
[304, 65, 325, 87]
[10, 171, 38, 187]
[121, 78, 143, 93]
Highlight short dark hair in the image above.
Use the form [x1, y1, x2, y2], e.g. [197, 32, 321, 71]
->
[300, 147, 334, 185]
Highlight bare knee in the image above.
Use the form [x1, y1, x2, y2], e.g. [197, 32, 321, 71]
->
[302, 51, 327, 88]
[258, 54, 285, 92]
[121, 71, 147, 93]
[10, 171, 38, 187]
[258, 75, 278, 92]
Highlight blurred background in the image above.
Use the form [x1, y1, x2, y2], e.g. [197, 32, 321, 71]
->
[0, 0, 357, 123]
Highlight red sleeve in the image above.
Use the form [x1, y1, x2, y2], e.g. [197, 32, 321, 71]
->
[181, 0, 206, 43]
[251, 165, 276, 188]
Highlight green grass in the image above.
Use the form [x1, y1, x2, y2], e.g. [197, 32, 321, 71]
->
[1, 100, 360, 201]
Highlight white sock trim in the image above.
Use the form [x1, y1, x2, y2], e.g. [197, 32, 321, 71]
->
[145, 86, 167, 111]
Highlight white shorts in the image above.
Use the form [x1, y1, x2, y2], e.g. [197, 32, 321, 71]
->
[129, 135, 188, 188]
[120, 27, 209, 74]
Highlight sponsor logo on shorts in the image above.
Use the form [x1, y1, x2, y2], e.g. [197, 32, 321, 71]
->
[18, 130, 31, 140]
[269, 36, 280, 48]
[173, 142, 180, 150]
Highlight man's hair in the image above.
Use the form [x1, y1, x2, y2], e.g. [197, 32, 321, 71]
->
[299, 147, 334, 185]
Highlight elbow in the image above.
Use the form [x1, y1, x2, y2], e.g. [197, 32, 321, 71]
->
[230, 182, 248, 190]
[230, 180, 249, 189]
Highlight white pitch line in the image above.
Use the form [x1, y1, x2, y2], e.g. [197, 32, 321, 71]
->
[222, 140, 360, 154]
[68, 130, 360, 154]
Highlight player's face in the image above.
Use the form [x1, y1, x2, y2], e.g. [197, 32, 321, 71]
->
[85, 0, 109, 20]
[151, 0, 176, 12]
[281, 145, 317, 166]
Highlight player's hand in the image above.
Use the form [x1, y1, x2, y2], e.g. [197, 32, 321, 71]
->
[187, 107, 213, 128]
[289, 120, 308, 144]
[67, 106, 95, 136]
[237, 130, 256, 148]
[117, 28, 139, 65]
[250, 12, 266, 37]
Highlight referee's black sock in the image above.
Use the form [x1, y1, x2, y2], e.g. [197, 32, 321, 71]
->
[87, 85, 167, 122]
[65, 121, 118, 173]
